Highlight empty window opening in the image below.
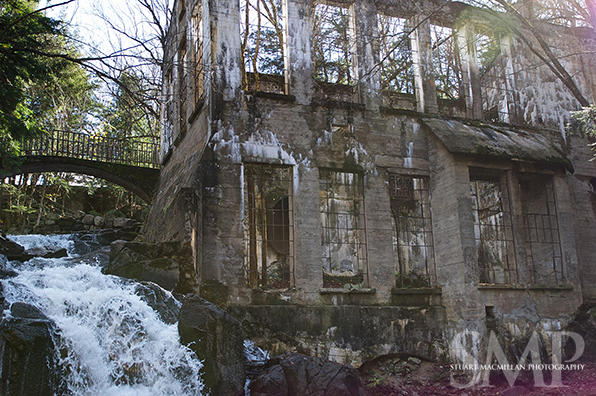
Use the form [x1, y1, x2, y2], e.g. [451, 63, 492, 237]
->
[240, 0, 286, 93]
[470, 169, 517, 284]
[162, 68, 174, 158]
[520, 174, 564, 285]
[178, 35, 188, 132]
[319, 170, 367, 288]
[244, 164, 294, 289]
[389, 175, 436, 288]
[313, 3, 359, 102]
[475, 30, 512, 123]
[431, 25, 464, 115]
[378, 15, 414, 108]
[192, 4, 205, 105]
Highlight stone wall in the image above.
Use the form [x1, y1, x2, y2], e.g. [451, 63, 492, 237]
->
[146, 0, 596, 365]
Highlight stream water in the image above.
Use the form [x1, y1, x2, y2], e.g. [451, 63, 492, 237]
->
[1, 233, 205, 396]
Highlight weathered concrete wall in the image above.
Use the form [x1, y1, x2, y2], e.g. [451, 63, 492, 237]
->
[229, 305, 447, 366]
[567, 133, 596, 298]
[147, 0, 596, 367]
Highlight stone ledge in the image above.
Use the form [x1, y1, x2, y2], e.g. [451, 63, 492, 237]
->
[247, 91, 296, 102]
[228, 304, 448, 366]
[528, 284, 574, 290]
[391, 287, 442, 295]
[319, 288, 376, 294]
[390, 288, 442, 306]
[477, 284, 527, 290]
[478, 284, 574, 291]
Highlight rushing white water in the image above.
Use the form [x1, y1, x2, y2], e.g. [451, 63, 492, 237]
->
[2, 234, 204, 396]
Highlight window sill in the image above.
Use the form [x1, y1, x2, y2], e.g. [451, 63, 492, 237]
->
[245, 91, 295, 102]
[478, 284, 574, 291]
[478, 284, 527, 290]
[529, 284, 574, 291]
[380, 107, 418, 116]
[391, 287, 442, 295]
[319, 288, 376, 294]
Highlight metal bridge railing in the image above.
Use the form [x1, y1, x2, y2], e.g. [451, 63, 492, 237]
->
[21, 130, 160, 169]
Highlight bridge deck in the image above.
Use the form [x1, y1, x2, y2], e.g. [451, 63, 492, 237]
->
[21, 130, 160, 169]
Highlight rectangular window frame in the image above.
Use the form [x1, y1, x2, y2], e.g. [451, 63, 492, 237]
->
[431, 24, 464, 114]
[240, 0, 288, 94]
[389, 174, 436, 288]
[377, 15, 414, 96]
[319, 169, 368, 288]
[312, 2, 360, 103]
[519, 173, 565, 285]
[191, 4, 205, 106]
[178, 34, 188, 132]
[243, 163, 294, 289]
[470, 167, 518, 284]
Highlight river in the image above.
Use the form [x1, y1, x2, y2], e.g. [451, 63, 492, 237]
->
[1, 233, 205, 396]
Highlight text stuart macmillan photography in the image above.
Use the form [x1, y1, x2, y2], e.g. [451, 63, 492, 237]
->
[449, 331, 586, 389]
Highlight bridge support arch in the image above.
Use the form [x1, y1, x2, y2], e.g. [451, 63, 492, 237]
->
[1, 157, 160, 204]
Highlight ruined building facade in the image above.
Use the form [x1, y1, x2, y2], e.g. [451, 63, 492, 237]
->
[145, 0, 596, 365]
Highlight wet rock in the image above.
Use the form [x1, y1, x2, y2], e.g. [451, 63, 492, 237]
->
[0, 256, 17, 279]
[134, 281, 181, 324]
[97, 230, 138, 246]
[249, 353, 367, 396]
[0, 233, 32, 262]
[0, 268, 18, 279]
[26, 246, 68, 259]
[565, 299, 596, 361]
[94, 216, 105, 227]
[96, 230, 119, 246]
[105, 250, 180, 291]
[0, 302, 62, 396]
[107, 240, 195, 293]
[178, 294, 246, 396]
[82, 214, 95, 225]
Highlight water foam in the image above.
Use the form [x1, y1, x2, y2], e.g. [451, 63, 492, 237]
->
[2, 234, 204, 396]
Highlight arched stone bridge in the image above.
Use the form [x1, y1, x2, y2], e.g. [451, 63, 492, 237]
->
[1, 131, 161, 203]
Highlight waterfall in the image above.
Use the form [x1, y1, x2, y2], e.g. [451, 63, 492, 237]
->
[2, 234, 204, 396]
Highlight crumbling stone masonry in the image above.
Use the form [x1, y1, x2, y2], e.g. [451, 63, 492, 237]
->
[144, 0, 596, 366]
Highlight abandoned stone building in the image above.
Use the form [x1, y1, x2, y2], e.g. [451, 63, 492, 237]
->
[143, 0, 596, 366]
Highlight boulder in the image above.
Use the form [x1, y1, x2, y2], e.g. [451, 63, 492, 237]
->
[94, 216, 105, 227]
[82, 214, 95, 225]
[55, 217, 75, 230]
[107, 240, 196, 293]
[113, 217, 136, 228]
[0, 302, 62, 396]
[0, 233, 32, 262]
[104, 249, 180, 291]
[249, 353, 367, 396]
[134, 281, 181, 324]
[178, 294, 246, 396]
[25, 246, 68, 259]
[565, 299, 596, 361]
[74, 210, 86, 220]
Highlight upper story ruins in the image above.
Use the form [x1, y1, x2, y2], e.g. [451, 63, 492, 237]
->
[161, 0, 596, 161]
